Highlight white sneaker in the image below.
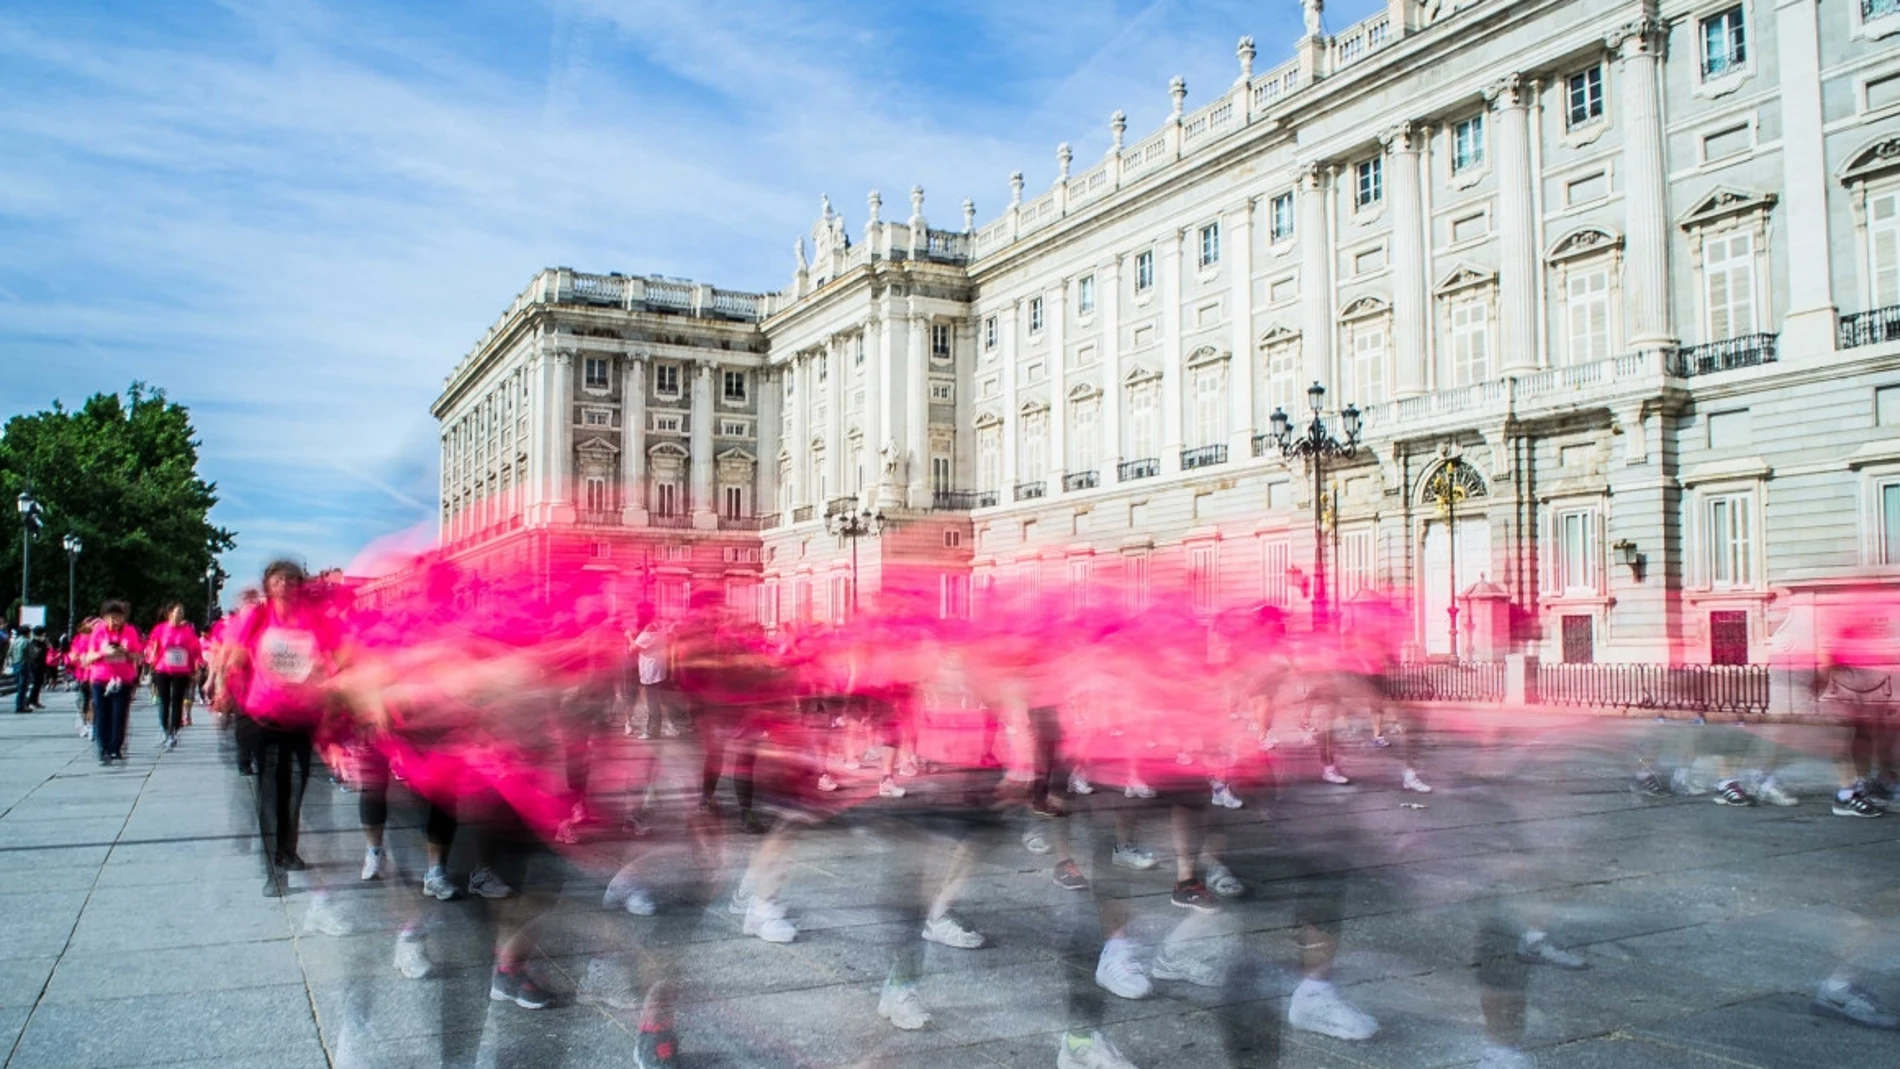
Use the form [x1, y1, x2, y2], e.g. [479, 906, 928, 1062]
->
[1110, 843, 1157, 870]
[877, 981, 931, 1030]
[817, 773, 840, 792]
[1288, 978, 1378, 1040]
[1069, 769, 1095, 795]
[1211, 782, 1243, 809]
[1150, 949, 1224, 987]
[393, 931, 433, 979]
[921, 913, 986, 949]
[1206, 862, 1245, 898]
[1402, 769, 1433, 794]
[1056, 1030, 1141, 1069]
[1094, 940, 1152, 1000]
[577, 957, 641, 1010]
[1477, 1044, 1536, 1069]
[743, 899, 797, 944]
[879, 777, 906, 798]
[1756, 778, 1799, 807]
[303, 895, 351, 937]
[361, 846, 387, 881]
[421, 867, 459, 901]
[467, 866, 514, 899]
[603, 869, 658, 916]
[1124, 780, 1156, 800]
[1321, 765, 1351, 785]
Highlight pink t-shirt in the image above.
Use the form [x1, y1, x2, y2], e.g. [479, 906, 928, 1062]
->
[147, 622, 202, 675]
[88, 623, 143, 684]
[240, 603, 338, 724]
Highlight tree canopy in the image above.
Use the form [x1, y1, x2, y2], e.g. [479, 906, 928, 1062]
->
[1, 383, 235, 636]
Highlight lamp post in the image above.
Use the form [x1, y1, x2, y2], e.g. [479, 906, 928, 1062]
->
[1269, 382, 1361, 632]
[204, 563, 220, 625]
[61, 534, 81, 639]
[16, 491, 40, 623]
[1422, 456, 1476, 660]
[826, 504, 885, 617]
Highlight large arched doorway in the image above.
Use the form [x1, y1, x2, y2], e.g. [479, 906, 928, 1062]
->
[1416, 458, 1490, 657]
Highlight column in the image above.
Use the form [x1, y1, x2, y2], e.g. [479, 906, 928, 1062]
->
[1774, 0, 1836, 355]
[1103, 256, 1124, 477]
[757, 367, 781, 520]
[906, 300, 930, 508]
[1385, 124, 1428, 396]
[1486, 75, 1538, 373]
[689, 361, 715, 528]
[789, 355, 810, 511]
[865, 317, 885, 507]
[622, 356, 649, 525]
[1228, 198, 1258, 454]
[548, 349, 575, 521]
[1002, 300, 1020, 490]
[1609, 18, 1673, 351]
[826, 337, 844, 503]
[1049, 280, 1068, 491]
[1298, 164, 1334, 389]
[1160, 229, 1185, 473]
[878, 307, 905, 510]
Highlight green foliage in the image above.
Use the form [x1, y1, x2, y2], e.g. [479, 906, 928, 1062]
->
[1, 383, 235, 635]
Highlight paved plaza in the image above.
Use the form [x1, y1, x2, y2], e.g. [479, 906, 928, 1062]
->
[0, 693, 1897, 1068]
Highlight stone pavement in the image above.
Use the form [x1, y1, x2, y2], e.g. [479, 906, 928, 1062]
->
[0, 691, 1897, 1068]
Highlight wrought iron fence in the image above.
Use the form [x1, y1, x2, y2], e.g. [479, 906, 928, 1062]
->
[649, 513, 692, 529]
[977, 490, 1000, 507]
[1670, 333, 1777, 377]
[758, 512, 782, 530]
[1252, 434, 1275, 458]
[1119, 458, 1160, 481]
[933, 490, 983, 510]
[1840, 305, 1900, 349]
[1391, 661, 1506, 703]
[578, 511, 621, 527]
[1063, 470, 1099, 492]
[720, 515, 766, 531]
[1181, 444, 1229, 470]
[1015, 481, 1046, 501]
[1536, 662, 1768, 714]
[792, 506, 815, 523]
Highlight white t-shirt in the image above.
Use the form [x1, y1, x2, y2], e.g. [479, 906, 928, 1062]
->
[633, 626, 668, 686]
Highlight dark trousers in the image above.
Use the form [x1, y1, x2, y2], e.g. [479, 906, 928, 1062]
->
[91, 682, 132, 759]
[26, 663, 44, 706]
[153, 674, 191, 735]
[10, 668, 27, 713]
[255, 726, 313, 866]
[233, 713, 262, 772]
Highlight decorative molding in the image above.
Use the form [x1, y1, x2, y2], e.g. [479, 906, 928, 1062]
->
[647, 441, 689, 458]
[1604, 16, 1663, 57]
[1545, 225, 1625, 264]
[1433, 263, 1498, 295]
[1841, 136, 1900, 185]
[1067, 381, 1102, 402]
[1682, 456, 1772, 487]
[1338, 294, 1391, 321]
[1257, 325, 1302, 348]
[1482, 73, 1527, 110]
[1122, 363, 1162, 386]
[1185, 344, 1230, 369]
[1676, 186, 1777, 230]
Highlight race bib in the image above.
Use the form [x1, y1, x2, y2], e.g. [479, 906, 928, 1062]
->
[162, 647, 189, 669]
[259, 628, 317, 684]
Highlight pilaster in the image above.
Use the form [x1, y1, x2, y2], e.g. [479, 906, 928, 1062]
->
[1103, 256, 1125, 477]
[1297, 164, 1335, 389]
[905, 301, 930, 509]
[1161, 228, 1185, 473]
[1228, 198, 1258, 456]
[1774, 0, 1837, 355]
[622, 356, 649, 526]
[1384, 123, 1428, 397]
[689, 361, 716, 529]
[1609, 17, 1675, 352]
[1485, 75, 1538, 374]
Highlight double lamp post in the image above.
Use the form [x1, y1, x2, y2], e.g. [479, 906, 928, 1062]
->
[1267, 382, 1360, 632]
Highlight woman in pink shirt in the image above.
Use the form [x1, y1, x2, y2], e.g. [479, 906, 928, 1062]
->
[81, 601, 142, 765]
[146, 604, 202, 752]
[68, 618, 99, 739]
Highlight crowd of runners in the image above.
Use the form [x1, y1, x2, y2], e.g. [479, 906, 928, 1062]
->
[18, 540, 1900, 1068]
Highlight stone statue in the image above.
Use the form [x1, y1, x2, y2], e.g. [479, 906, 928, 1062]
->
[1303, 0, 1323, 37]
[880, 437, 902, 481]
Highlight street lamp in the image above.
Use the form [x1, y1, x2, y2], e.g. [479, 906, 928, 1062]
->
[826, 505, 885, 616]
[16, 491, 40, 624]
[61, 534, 81, 639]
[1422, 456, 1477, 661]
[204, 563, 221, 625]
[1269, 382, 1361, 631]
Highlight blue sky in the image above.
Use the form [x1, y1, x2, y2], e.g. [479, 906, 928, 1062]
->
[0, 0, 1383, 595]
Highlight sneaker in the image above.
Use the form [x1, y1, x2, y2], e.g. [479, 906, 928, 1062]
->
[1833, 791, 1884, 818]
[1052, 859, 1089, 891]
[1068, 768, 1095, 795]
[1321, 765, 1351, 785]
[468, 866, 514, 899]
[361, 846, 387, 881]
[632, 1027, 680, 1069]
[1402, 769, 1432, 794]
[743, 899, 797, 944]
[394, 931, 433, 979]
[1477, 1044, 1536, 1069]
[1110, 842, 1157, 870]
[277, 853, 308, 872]
[1151, 949, 1223, 987]
[921, 913, 986, 949]
[578, 957, 642, 1010]
[1206, 862, 1245, 898]
[741, 809, 770, 835]
[1287, 978, 1379, 1040]
[1713, 780, 1756, 807]
[1023, 828, 1053, 855]
[1811, 977, 1900, 1030]
[816, 773, 840, 792]
[879, 777, 906, 799]
[1756, 778, 1798, 807]
[1634, 770, 1671, 797]
[422, 867, 460, 901]
[896, 758, 919, 778]
[1210, 782, 1243, 809]
[1170, 880, 1219, 912]
[604, 869, 658, 916]
[1030, 795, 1067, 818]
[1123, 779, 1155, 800]
[1366, 734, 1391, 749]
[1670, 767, 1710, 796]
[659, 719, 682, 739]
[1057, 1030, 1140, 1069]
[489, 968, 551, 1009]
[877, 980, 931, 1030]
[1515, 933, 1587, 970]
[302, 895, 351, 937]
[1093, 940, 1152, 1000]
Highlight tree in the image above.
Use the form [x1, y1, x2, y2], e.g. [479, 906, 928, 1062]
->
[1, 383, 235, 636]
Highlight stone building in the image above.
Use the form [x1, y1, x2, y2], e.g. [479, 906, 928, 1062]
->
[432, 0, 1900, 687]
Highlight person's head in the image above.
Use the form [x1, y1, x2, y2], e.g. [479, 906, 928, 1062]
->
[636, 602, 657, 629]
[100, 600, 129, 627]
[31, 627, 44, 638]
[262, 560, 307, 605]
[164, 603, 186, 626]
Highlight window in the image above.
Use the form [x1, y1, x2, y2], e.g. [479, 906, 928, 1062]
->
[1068, 396, 1100, 473]
[655, 481, 681, 517]
[1562, 615, 1595, 664]
[943, 527, 962, 548]
[1703, 230, 1757, 340]
[794, 580, 813, 623]
[582, 408, 611, 427]
[1566, 65, 1604, 128]
[1707, 409, 1752, 450]
[1135, 250, 1155, 292]
[1449, 299, 1490, 386]
[719, 418, 747, 436]
[1270, 192, 1295, 242]
[984, 316, 998, 351]
[1339, 529, 1375, 598]
[932, 323, 952, 358]
[1702, 124, 1751, 162]
[1880, 482, 1900, 565]
[655, 364, 680, 396]
[940, 574, 970, 620]
[1566, 267, 1611, 364]
[1189, 546, 1218, 614]
[650, 414, 682, 433]
[1706, 492, 1753, 588]
[1127, 382, 1159, 460]
[583, 357, 610, 391]
[1192, 366, 1225, 447]
[1262, 538, 1291, 606]
[830, 575, 852, 624]
[761, 582, 779, 629]
[722, 370, 746, 402]
[584, 476, 610, 513]
[723, 546, 761, 563]
[1355, 156, 1384, 208]
[1263, 339, 1300, 418]
[1350, 322, 1386, 402]
[932, 455, 952, 494]
[1701, 6, 1747, 79]
[1198, 223, 1221, 268]
[1452, 115, 1485, 172]
[1125, 552, 1151, 612]
[977, 425, 1002, 491]
[1077, 275, 1096, 315]
[929, 381, 954, 402]
[1871, 190, 1900, 308]
[1020, 410, 1048, 482]
[723, 485, 745, 518]
[1029, 297, 1045, 334]
[1553, 508, 1598, 594]
[818, 354, 828, 382]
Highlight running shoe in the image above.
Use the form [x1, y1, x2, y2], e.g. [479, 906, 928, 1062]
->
[1170, 879, 1219, 912]
[1052, 860, 1089, 891]
[1287, 978, 1379, 1040]
[1151, 948, 1224, 987]
[1833, 791, 1884, 818]
[1068, 768, 1095, 795]
[743, 899, 797, 944]
[1210, 782, 1243, 809]
[1123, 779, 1156, 800]
[1057, 1030, 1140, 1069]
[1030, 796, 1066, 818]
[361, 846, 387, 881]
[468, 866, 514, 899]
[877, 980, 931, 1030]
[489, 968, 551, 1009]
[1402, 769, 1433, 794]
[1515, 933, 1587, 969]
[1756, 778, 1799, 807]
[878, 777, 907, 799]
[1477, 1045, 1536, 1069]
[921, 913, 986, 949]
[1110, 843, 1157, 870]
[422, 867, 460, 901]
[816, 773, 840, 793]
[632, 1027, 680, 1069]
[1812, 977, 1900, 1029]
[1713, 781, 1756, 807]
[741, 809, 770, 835]
[1093, 940, 1151, 1000]
[1634, 770, 1671, 797]
[277, 853, 308, 872]
[1366, 735, 1391, 749]
[1321, 765, 1351, 785]
[393, 931, 433, 979]
[1206, 862, 1245, 898]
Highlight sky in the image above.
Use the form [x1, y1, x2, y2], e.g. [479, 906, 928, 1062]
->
[0, 0, 1385, 596]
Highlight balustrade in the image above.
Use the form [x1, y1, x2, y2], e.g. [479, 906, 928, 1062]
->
[1840, 305, 1900, 349]
[1062, 471, 1099, 492]
[1118, 458, 1160, 481]
[1670, 333, 1778, 377]
[1015, 481, 1046, 501]
[1181, 444, 1228, 470]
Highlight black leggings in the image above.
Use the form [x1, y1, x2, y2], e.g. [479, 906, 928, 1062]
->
[153, 673, 191, 735]
[358, 770, 458, 847]
[255, 726, 312, 867]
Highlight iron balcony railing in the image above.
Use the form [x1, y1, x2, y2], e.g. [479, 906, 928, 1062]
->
[1181, 444, 1229, 470]
[1670, 333, 1777, 377]
[1015, 481, 1046, 501]
[578, 511, 621, 527]
[649, 513, 692, 529]
[1536, 662, 1769, 715]
[1119, 457, 1160, 481]
[933, 490, 983, 510]
[976, 490, 1000, 507]
[720, 515, 766, 531]
[1865, 0, 1899, 19]
[1252, 434, 1274, 458]
[758, 512, 782, 530]
[1840, 305, 1900, 349]
[825, 497, 861, 518]
[1391, 661, 1507, 703]
[1063, 470, 1099, 492]
[791, 505, 815, 523]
